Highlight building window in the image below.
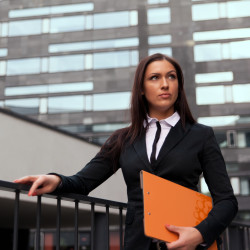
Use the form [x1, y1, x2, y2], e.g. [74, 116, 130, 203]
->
[214, 131, 227, 148]
[148, 35, 171, 45]
[93, 92, 131, 111]
[5, 98, 40, 115]
[194, 40, 250, 62]
[198, 115, 240, 127]
[238, 131, 250, 148]
[50, 16, 85, 33]
[0, 48, 8, 57]
[195, 72, 233, 84]
[148, 0, 169, 4]
[93, 51, 138, 69]
[0, 23, 8, 37]
[241, 178, 250, 196]
[4, 82, 93, 96]
[0, 61, 6, 76]
[7, 58, 40, 76]
[196, 84, 250, 105]
[48, 95, 84, 113]
[93, 11, 138, 29]
[192, 1, 250, 21]
[230, 177, 240, 195]
[233, 84, 250, 103]
[227, 130, 237, 148]
[196, 86, 225, 105]
[8, 19, 42, 36]
[49, 37, 139, 53]
[148, 47, 172, 56]
[9, 3, 94, 18]
[147, 7, 171, 25]
[3, 91, 131, 114]
[193, 28, 250, 42]
[58, 122, 128, 134]
[49, 55, 85, 73]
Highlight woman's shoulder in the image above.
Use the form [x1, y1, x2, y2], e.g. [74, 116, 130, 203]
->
[189, 122, 214, 135]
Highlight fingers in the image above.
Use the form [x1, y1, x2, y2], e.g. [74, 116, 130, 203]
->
[14, 175, 39, 185]
[28, 176, 45, 196]
[14, 175, 60, 196]
[165, 225, 203, 250]
[165, 224, 180, 234]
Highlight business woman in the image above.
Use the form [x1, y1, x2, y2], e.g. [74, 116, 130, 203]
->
[15, 53, 238, 250]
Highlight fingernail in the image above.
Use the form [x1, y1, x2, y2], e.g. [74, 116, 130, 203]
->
[166, 224, 170, 227]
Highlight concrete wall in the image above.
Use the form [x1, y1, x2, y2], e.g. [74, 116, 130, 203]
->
[0, 109, 127, 203]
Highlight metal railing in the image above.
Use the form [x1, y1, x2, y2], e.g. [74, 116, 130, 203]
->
[1, 180, 250, 250]
[221, 221, 250, 250]
[0, 180, 127, 250]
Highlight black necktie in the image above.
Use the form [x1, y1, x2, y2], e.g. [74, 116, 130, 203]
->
[150, 121, 161, 164]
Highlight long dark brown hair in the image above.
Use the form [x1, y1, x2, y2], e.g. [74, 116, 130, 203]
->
[100, 53, 195, 171]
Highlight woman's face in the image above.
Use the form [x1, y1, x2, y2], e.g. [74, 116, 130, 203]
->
[142, 59, 179, 120]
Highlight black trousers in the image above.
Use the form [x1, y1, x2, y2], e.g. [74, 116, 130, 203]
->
[150, 241, 168, 250]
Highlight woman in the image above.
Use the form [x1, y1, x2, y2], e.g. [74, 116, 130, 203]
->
[15, 53, 238, 250]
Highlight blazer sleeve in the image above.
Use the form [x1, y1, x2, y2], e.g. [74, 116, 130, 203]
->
[52, 151, 116, 195]
[195, 126, 238, 247]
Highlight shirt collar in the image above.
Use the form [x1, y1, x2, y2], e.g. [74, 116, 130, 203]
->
[146, 112, 180, 127]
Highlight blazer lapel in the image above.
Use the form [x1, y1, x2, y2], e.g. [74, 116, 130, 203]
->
[157, 120, 192, 164]
[133, 133, 153, 172]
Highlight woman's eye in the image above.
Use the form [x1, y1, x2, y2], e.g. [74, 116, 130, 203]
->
[169, 74, 176, 79]
[150, 75, 158, 80]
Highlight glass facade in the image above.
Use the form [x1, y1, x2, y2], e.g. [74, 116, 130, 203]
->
[0, 10, 138, 37]
[147, 7, 171, 24]
[9, 3, 94, 18]
[7, 58, 40, 75]
[9, 19, 42, 36]
[196, 84, 250, 105]
[0, 48, 8, 57]
[192, 1, 250, 21]
[49, 37, 139, 53]
[193, 28, 250, 41]
[195, 72, 233, 84]
[194, 40, 250, 62]
[93, 51, 138, 69]
[5, 82, 93, 96]
[93, 11, 138, 29]
[50, 16, 85, 33]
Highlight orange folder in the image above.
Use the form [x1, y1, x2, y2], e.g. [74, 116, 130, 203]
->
[140, 171, 217, 250]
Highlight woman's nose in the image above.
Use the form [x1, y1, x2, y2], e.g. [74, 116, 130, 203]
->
[161, 78, 168, 88]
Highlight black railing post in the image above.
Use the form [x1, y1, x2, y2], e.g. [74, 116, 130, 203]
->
[36, 195, 42, 250]
[0, 180, 127, 250]
[74, 200, 79, 250]
[91, 202, 95, 250]
[119, 207, 123, 250]
[13, 190, 20, 250]
[106, 205, 110, 250]
[56, 197, 61, 250]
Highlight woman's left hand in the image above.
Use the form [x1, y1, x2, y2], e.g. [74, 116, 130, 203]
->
[165, 224, 204, 250]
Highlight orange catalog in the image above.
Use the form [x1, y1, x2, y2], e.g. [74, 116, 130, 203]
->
[140, 171, 217, 250]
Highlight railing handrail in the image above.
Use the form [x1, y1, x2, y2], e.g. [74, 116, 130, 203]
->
[1, 179, 250, 250]
[0, 179, 127, 209]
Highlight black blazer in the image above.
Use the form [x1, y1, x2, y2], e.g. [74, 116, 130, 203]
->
[57, 120, 238, 249]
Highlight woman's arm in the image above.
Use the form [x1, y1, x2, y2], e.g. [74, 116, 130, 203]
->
[14, 150, 117, 196]
[195, 126, 238, 247]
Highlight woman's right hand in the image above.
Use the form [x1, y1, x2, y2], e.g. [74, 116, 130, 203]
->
[14, 175, 61, 196]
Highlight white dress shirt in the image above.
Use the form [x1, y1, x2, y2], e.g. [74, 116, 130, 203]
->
[145, 112, 180, 162]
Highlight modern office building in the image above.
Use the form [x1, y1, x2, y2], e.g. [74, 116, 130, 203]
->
[0, 0, 250, 221]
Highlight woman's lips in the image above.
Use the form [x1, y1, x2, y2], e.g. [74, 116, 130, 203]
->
[159, 93, 171, 98]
